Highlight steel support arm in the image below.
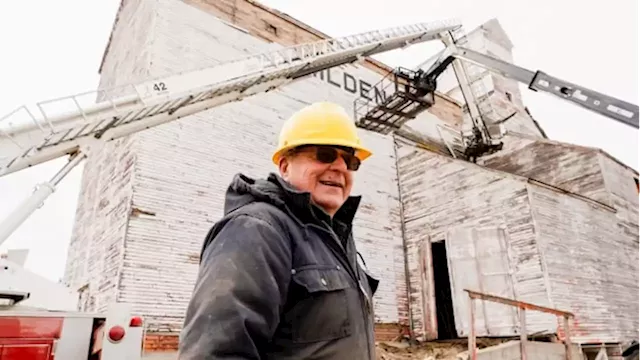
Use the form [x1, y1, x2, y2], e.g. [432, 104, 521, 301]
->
[439, 35, 488, 137]
[450, 46, 639, 129]
[0, 151, 86, 247]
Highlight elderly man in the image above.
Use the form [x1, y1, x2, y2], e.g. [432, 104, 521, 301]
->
[179, 101, 379, 359]
[623, 341, 639, 360]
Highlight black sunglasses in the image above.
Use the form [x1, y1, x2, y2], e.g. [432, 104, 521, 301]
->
[294, 145, 361, 171]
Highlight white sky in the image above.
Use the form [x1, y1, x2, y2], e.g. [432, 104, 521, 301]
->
[0, 0, 637, 282]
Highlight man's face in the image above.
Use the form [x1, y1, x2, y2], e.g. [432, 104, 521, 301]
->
[279, 146, 357, 216]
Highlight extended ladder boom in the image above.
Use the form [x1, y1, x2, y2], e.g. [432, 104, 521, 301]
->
[0, 20, 637, 246]
[429, 46, 639, 129]
[0, 20, 461, 245]
[0, 19, 460, 179]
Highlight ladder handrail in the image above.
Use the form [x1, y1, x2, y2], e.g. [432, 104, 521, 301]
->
[0, 19, 462, 178]
[0, 19, 463, 245]
[0, 19, 461, 138]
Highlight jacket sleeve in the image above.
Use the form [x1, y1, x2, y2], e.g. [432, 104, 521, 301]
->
[178, 213, 292, 359]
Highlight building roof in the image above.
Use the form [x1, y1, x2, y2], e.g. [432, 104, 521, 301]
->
[505, 131, 638, 176]
[396, 134, 618, 213]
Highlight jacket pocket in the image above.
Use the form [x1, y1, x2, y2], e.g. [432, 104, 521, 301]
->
[288, 266, 353, 343]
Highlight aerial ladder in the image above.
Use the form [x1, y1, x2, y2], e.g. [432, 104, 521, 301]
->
[355, 28, 638, 161]
[0, 19, 637, 249]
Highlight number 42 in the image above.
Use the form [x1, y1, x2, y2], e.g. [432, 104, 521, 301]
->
[153, 82, 167, 92]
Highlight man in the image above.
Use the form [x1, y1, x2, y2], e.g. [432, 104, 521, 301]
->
[623, 341, 639, 360]
[179, 101, 380, 359]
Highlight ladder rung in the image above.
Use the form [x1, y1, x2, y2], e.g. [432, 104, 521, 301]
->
[0, 19, 462, 176]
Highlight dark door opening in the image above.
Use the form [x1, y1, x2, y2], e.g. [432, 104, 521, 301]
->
[432, 241, 458, 339]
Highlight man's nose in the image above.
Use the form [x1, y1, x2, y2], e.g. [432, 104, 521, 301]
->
[329, 155, 348, 171]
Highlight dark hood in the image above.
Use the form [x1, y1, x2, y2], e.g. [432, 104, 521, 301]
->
[223, 172, 361, 226]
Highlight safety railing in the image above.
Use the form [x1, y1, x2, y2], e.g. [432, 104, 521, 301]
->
[353, 66, 437, 134]
[465, 289, 575, 360]
[1, 19, 462, 178]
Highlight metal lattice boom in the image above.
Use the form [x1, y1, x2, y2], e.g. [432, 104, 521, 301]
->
[0, 19, 461, 178]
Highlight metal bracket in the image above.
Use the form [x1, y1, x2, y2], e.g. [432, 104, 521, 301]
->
[439, 37, 487, 137]
[0, 150, 87, 246]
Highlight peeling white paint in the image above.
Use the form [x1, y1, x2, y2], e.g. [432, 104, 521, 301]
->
[64, 0, 409, 333]
[61, 0, 638, 347]
[397, 142, 638, 344]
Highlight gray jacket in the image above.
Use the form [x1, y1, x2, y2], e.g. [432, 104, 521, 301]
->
[179, 173, 379, 359]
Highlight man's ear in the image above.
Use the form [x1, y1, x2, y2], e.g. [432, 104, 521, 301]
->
[278, 156, 290, 178]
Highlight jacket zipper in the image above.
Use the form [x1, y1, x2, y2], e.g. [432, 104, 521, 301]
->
[308, 224, 358, 282]
[310, 224, 374, 360]
[356, 267, 374, 360]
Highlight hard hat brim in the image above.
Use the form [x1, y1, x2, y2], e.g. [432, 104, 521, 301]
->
[272, 138, 373, 166]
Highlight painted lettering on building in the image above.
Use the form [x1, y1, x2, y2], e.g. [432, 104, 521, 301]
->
[311, 68, 391, 105]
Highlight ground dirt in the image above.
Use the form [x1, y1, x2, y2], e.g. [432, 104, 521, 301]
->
[375, 338, 510, 360]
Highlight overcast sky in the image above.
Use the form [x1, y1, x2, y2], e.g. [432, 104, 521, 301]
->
[0, 0, 637, 282]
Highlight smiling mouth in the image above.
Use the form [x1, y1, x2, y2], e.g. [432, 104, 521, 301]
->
[319, 180, 343, 188]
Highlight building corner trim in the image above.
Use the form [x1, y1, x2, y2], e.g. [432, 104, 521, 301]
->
[392, 134, 415, 342]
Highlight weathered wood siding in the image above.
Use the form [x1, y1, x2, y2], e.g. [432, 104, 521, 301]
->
[528, 184, 639, 343]
[482, 140, 610, 205]
[485, 89, 544, 136]
[397, 141, 639, 343]
[487, 133, 536, 155]
[181, 0, 464, 126]
[69, 0, 432, 333]
[445, 226, 521, 337]
[396, 143, 555, 339]
[62, 0, 154, 313]
[598, 153, 639, 233]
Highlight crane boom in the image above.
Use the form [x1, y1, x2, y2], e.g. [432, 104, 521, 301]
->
[353, 39, 637, 162]
[0, 20, 638, 246]
[0, 20, 461, 245]
[0, 19, 460, 178]
[449, 47, 639, 128]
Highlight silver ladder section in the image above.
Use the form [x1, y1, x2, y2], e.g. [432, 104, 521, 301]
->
[0, 19, 461, 245]
[450, 46, 639, 129]
[0, 19, 461, 179]
[428, 28, 639, 159]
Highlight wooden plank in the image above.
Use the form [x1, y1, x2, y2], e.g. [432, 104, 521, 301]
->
[563, 316, 573, 360]
[464, 289, 574, 318]
[521, 309, 527, 360]
[469, 295, 477, 360]
[482, 139, 613, 208]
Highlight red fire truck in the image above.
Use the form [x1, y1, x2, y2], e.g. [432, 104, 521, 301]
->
[0, 253, 145, 359]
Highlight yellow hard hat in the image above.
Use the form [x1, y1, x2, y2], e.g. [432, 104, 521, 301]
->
[272, 101, 373, 165]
